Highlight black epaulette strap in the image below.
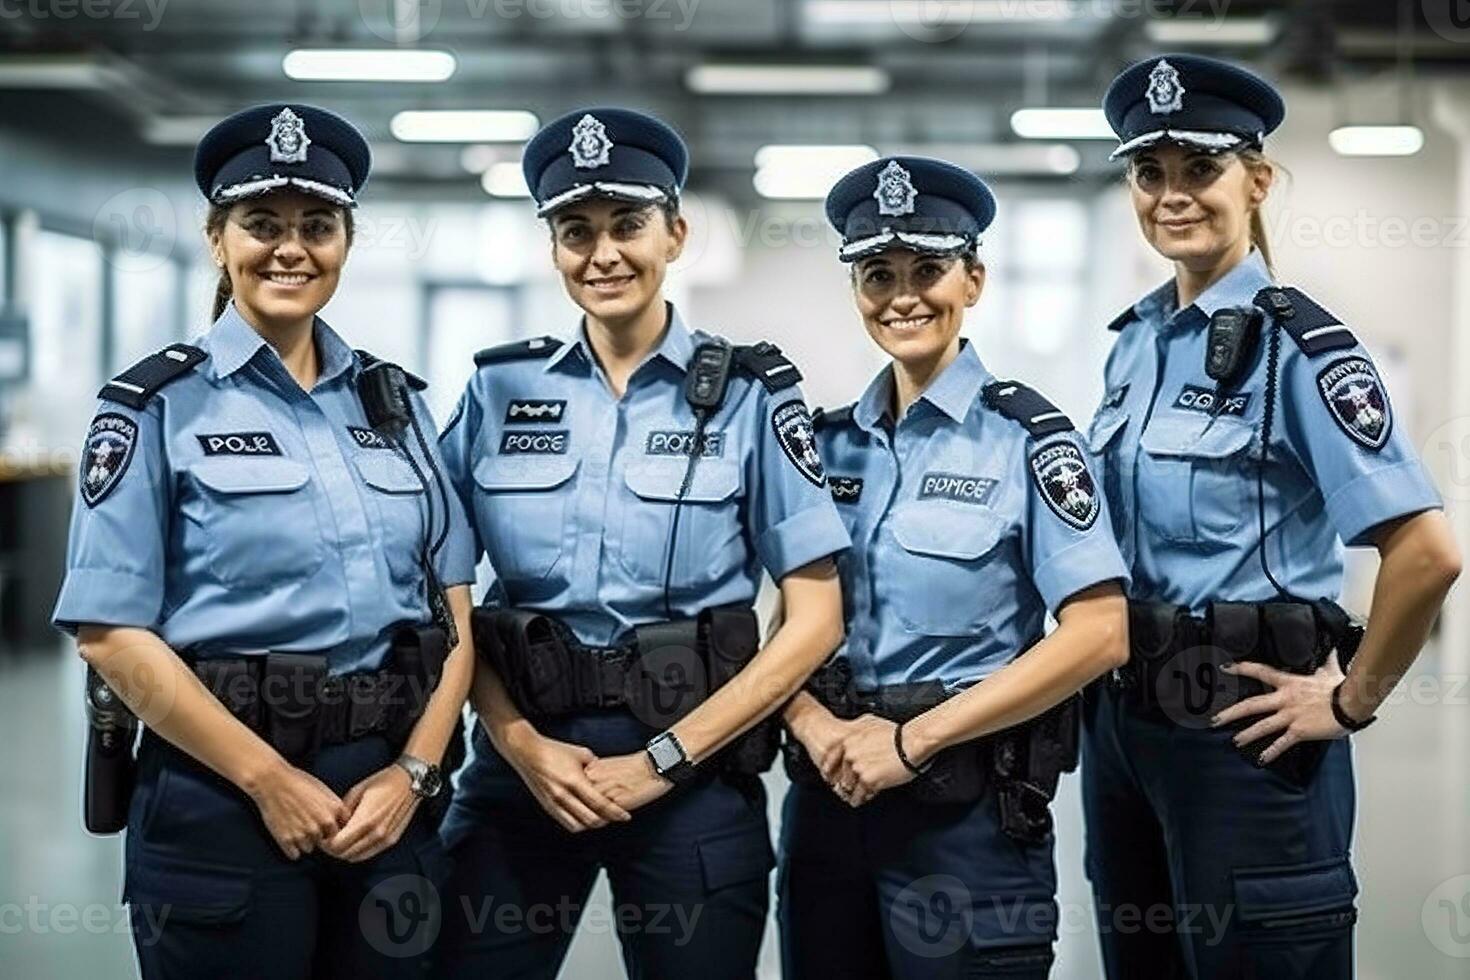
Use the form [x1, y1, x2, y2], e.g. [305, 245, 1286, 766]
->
[1253, 287, 1357, 356]
[474, 336, 563, 367]
[982, 381, 1075, 437]
[733, 342, 802, 393]
[812, 404, 854, 432]
[1106, 306, 1140, 333]
[98, 343, 206, 409]
[355, 349, 427, 390]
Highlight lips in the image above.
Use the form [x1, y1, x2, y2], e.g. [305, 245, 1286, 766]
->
[584, 274, 636, 291]
[881, 314, 936, 332]
[261, 271, 314, 286]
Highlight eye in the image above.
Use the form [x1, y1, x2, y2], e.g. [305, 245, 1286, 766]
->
[861, 266, 893, 286]
[242, 217, 282, 239]
[613, 214, 648, 238]
[1187, 158, 1222, 181]
[557, 223, 589, 245]
[1133, 163, 1163, 185]
[302, 217, 337, 242]
[915, 260, 946, 283]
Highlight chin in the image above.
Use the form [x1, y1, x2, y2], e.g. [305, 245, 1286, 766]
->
[243, 292, 324, 324]
[1151, 231, 1221, 263]
[579, 288, 652, 322]
[874, 326, 949, 365]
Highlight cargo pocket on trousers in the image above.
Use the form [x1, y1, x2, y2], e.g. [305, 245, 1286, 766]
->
[124, 847, 253, 927]
[971, 943, 1055, 977]
[698, 822, 775, 894]
[1234, 856, 1358, 967]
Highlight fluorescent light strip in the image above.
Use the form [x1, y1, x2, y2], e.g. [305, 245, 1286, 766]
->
[753, 144, 879, 169]
[687, 64, 889, 95]
[806, 0, 1076, 26]
[283, 49, 456, 82]
[391, 110, 540, 143]
[1328, 125, 1424, 157]
[482, 162, 531, 198]
[890, 142, 1080, 175]
[1010, 108, 1114, 140]
[1145, 16, 1278, 46]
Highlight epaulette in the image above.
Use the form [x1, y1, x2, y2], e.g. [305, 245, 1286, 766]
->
[1106, 306, 1140, 333]
[355, 349, 427, 390]
[474, 336, 563, 367]
[1253, 286, 1357, 356]
[98, 343, 206, 409]
[812, 404, 855, 432]
[982, 381, 1075, 438]
[733, 341, 803, 393]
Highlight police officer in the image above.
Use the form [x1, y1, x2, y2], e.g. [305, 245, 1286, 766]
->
[53, 104, 478, 977]
[775, 156, 1130, 979]
[1083, 55, 1461, 979]
[435, 107, 849, 978]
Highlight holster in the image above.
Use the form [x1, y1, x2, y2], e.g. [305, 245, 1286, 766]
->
[83, 668, 139, 836]
[262, 653, 328, 766]
[992, 696, 1081, 845]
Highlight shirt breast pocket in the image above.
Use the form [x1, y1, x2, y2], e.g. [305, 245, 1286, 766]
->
[1138, 415, 1256, 546]
[620, 458, 744, 589]
[354, 453, 427, 587]
[185, 458, 324, 590]
[887, 501, 1009, 637]
[1087, 411, 1130, 526]
[473, 455, 578, 582]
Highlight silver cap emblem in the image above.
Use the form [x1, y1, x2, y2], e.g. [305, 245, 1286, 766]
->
[266, 107, 311, 164]
[873, 160, 917, 217]
[1146, 59, 1185, 115]
[570, 114, 613, 170]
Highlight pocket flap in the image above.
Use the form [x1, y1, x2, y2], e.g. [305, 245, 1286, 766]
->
[624, 459, 740, 504]
[1141, 415, 1254, 460]
[1087, 412, 1129, 454]
[124, 847, 253, 924]
[355, 453, 424, 494]
[190, 457, 310, 494]
[697, 823, 774, 892]
[473, 454, 579, 492]
[1233, 857, 1358, 924]
[892, 503, 1006, 560]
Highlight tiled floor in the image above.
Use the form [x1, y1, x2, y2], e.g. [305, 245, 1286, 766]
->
[2, 641, 1466, 979]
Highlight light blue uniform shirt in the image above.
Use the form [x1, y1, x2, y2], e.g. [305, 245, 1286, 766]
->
[1089, 250, 1441, 613]
[817, 342, 1129, 691]
[52, 303, 476, 673]
[437, 305, 851, 646]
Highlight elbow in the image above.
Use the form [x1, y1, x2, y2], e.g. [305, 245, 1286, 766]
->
[76, 627, 111, 669]
[1415, 526, 1463, 596]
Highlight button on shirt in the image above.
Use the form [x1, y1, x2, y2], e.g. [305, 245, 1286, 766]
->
[818, 342, 1129, 691]
[438, 307, 850, 647]
[1088, 250, 1441, 612]
[52, 303, 476, 673]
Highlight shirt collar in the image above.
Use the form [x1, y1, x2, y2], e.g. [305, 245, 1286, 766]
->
[1142, 249, 1272, 334]
[853, 339, 990, 432]
[544, 302, 695, 375]
[205, 301, 355, 384]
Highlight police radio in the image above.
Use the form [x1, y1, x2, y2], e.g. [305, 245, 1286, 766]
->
[662, 341, 734, 617]
[83, 667, 138, 835]
[1205, 306, 1263, 388]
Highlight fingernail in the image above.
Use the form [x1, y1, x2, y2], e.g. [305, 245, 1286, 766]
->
[1209, 714, 1221, 727]
[1255, 754, 1267, 768]
[1220, 662, 1235, 672]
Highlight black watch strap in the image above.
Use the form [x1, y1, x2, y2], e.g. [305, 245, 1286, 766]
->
[1330, 682, 1376, 732]
[646, 731, 698, 784]
[894, 720, 932, 778]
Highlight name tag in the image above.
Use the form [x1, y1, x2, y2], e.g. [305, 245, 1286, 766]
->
[645, 430, 725, 458]
[917, 472, 997, 505]
[505, 399, 567, 424]
[829, 476, 863, 504]
[500, 430, 569, 455]
[347, 426, 392, 450]
[197, 432, 282, 457]
[1174, 384, 1250, 417]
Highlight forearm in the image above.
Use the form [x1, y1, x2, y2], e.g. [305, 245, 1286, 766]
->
[78, 626, 283, 794]
[1340, 510, 1461, 720]
[402, 586, 475, 766]
[904, 586, 1127, 763]
[467, 635, 538, 755]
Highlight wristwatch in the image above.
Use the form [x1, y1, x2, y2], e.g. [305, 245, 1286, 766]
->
[1330, 683, 1377, 733]
[645, 731, 697, 784]
[395, 753, 444, 800]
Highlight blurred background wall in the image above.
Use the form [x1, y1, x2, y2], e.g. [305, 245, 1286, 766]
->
[1, 2, 1468, 977]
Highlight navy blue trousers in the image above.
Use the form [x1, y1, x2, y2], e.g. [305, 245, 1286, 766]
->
[436, 710, 774, 980]
[124, 732, 450, 980]
[1081, 683, 1358, 980]
[777, 779, 1057, 980]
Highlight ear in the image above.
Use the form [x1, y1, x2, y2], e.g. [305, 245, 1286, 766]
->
[1247, 158, 1274, 210]
[665, 213, 689, 263]
[964, 261, 986, 308]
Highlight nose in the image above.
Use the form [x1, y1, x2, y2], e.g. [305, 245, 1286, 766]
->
[273, 230, 307, 264]
[589, 231, 622, 271]
[890, 292, 920, 316]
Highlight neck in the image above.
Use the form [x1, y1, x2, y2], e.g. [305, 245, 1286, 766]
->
[584, 296, 670, 396]
[891, 337, 962, 420]
[1175, 237, 1252, 310]
[236, 303, 320, 390]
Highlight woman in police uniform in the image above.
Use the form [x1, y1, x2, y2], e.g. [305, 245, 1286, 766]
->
[1083, 55, 1461, 979]
[52, 104, 477, 978]
[775, 156, 1130, 979]
[435, 108, 848, 978]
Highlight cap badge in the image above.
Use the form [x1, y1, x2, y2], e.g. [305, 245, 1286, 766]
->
[266, 107, 311, 164]
[1146, 59, 1185, 115]
[570, 114, 613, 170]
[873, 160, 917, 217]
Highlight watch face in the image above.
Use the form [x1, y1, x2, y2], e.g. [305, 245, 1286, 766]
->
[648, 735, 683, 772]
[418, 766, 443, 799]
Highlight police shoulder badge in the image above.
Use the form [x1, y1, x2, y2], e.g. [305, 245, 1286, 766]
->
[81, 413, 139, 508]
[1146, 59, 1185, 115]
[1029, 440, 1099, 531]
[1317, 356, 1391, 451]
[873, 160, 917, 218]
[570, 114, 613, 170]
[266, 107, 311, 164]
[771, 400, 825, 487]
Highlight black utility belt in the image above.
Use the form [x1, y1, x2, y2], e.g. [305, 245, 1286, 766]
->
[188, 623, 449, 765]
[471, 605, 779, 775]
[783, 659, 1080, 844]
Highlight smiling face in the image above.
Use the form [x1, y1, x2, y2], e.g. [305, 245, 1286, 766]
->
[851, 248, 984, 368]
[549, 199, 687, 327]
[1127, 143, 1272, 268]
[210, 190, 348, 328]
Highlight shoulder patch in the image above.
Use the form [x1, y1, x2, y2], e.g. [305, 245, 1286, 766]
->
[1253, 287, 1357, 356]
[1106, 306, 1140, 333]
[734, 341, 803, 393]
[354, 349, 426, 390]
[474, 336, 563, 367]
[1316, 355, 1392, 452]
[812, 404, 855, 432]
[771, 399, 825, 486]
[1028, 441, 1100, 531]
[98, 344, 206, 409]
[80, 413, 139, 507]
[982, 381, 1075, 438]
